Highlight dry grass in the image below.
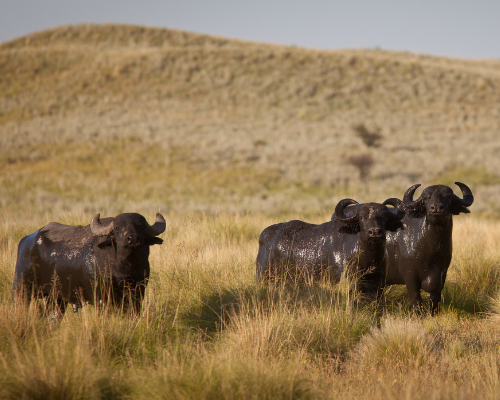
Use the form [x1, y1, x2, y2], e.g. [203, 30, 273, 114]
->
[2, 24, 500, 399]
[1, 212, 500, 399]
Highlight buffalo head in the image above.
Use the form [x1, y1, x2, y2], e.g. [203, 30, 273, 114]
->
[90, 212, 166, 251]
[335, 198, 406, 239]
[403, 182, 474, 222]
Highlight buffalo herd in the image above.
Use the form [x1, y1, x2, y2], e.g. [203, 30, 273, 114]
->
[12, 182, 473, 316]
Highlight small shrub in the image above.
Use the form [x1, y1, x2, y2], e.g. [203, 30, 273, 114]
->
[353, 124, 382, 148]
[347, 153, 375, 181]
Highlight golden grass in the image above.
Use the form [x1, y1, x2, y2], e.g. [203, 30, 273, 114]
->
[1, 211, 500, 399]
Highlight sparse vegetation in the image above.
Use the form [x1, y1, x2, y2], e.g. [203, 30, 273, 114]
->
[2, 24, 500, 214]
[2, 24, 500, 399]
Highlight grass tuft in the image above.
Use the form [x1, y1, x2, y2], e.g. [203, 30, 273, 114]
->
[352, 316, 435, 372]
[0, 331, 131, 400]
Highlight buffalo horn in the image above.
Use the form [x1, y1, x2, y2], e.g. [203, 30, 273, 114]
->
[403, 183, 424, 210]
[144, 213, 166, 236]
[454, 182, 474, 207]
[90, 213, 114, 236]
[382, 198, 406, 220]
[335, 199, 360, 224]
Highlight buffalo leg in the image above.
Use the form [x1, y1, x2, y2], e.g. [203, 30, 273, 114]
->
[44, 296, 66, 320]
[406, 280, 423, 313]
[56, 298, 67, 314]
[430, 292, 441, 316]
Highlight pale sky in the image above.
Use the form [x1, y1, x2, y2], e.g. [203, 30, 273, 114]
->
[1, 1, 499, 59]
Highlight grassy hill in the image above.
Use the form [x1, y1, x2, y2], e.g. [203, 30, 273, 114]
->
[1, 24, 500, 218]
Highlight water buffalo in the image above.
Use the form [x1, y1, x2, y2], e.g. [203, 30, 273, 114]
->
[386, 182, 474, 315]
[256, 198, 405, 300]
[12, 212, 166, 312]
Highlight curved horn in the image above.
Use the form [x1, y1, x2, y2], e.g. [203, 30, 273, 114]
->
[144, 213, 166, 236]
[90, 213, 114, 237]
[383, 198, 406, 220]
[403, 183, 424, 210]
[454, 182, 474, 207]
[335, 199, 360, 224]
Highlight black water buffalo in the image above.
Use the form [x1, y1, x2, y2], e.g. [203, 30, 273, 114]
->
[12, 212, 166, 312]
[385, 182, 474, 315]
[256, 198, 405, 299]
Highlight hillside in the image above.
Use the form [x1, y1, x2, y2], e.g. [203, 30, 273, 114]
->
[1, 24, 500, 217]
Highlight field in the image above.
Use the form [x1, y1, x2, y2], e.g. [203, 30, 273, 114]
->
[1, 24, 500, 399]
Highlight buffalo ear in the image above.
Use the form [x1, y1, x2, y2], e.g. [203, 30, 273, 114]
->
[146, 236, 163, 246]
[450, 202, 470, 215]
[97, 236, 113, 248]
[339, 223, 360, 235]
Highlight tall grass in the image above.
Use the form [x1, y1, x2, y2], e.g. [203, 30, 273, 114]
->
[1, 213, 500, 399]
[443, 218, 500, 314]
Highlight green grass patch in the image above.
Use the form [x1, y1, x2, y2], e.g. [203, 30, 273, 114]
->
[433, 166, 500, 187]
